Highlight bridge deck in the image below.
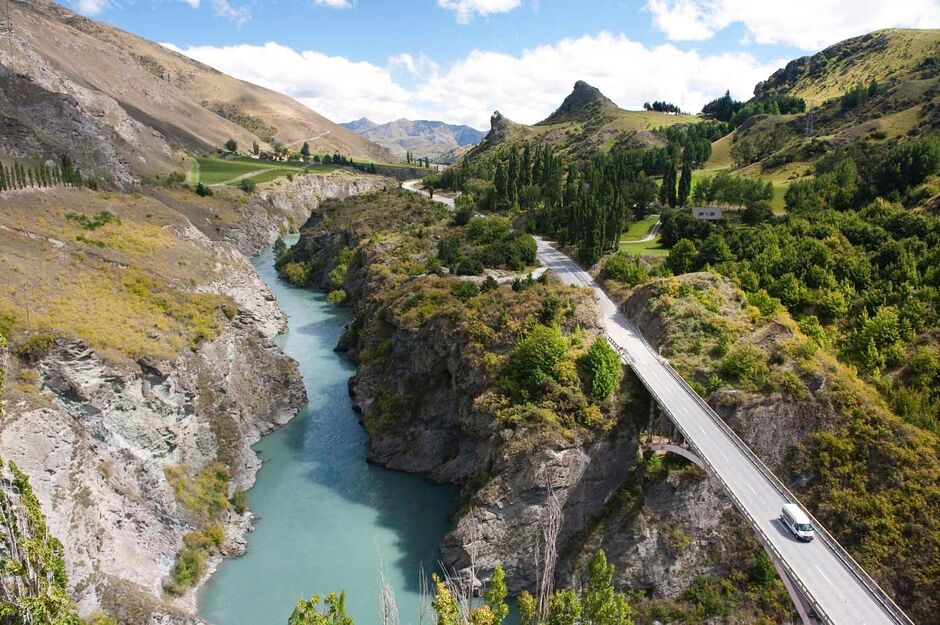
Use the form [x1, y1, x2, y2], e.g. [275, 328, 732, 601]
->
[404, 181, 908, 624]
[535, 238, 904, 625]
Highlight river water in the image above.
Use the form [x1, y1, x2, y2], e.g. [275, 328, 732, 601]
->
[199, 236, 459, 625]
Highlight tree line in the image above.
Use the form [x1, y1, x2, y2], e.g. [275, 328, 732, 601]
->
[406, 151, 432, 168]
[0, 156, 92, 192]
[643, 101, 683, 114]
[701, 90, 806, 129]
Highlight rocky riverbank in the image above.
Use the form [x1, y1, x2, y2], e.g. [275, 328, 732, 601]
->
[285, 190, 769, 612]
[0, 172, 389, 624]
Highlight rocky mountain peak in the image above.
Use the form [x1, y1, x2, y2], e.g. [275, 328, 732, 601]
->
[538, 80, 618, 125]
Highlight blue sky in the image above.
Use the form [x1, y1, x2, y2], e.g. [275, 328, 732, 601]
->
[66, 0, 940, 127]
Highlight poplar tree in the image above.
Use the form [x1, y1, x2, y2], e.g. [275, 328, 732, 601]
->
[678, 153, 692, 206]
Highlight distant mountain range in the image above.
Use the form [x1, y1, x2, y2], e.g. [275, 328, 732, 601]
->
[341, 118, 486, 163]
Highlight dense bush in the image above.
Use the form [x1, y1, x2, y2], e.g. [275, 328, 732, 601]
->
[579, 337, 622, 401]
[505, 324, 568, 396]
[602, 253, 648, 286]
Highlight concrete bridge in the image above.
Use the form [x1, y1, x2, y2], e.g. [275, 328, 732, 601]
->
[405, 181, 915, 625]
[535, 238, 914, 625]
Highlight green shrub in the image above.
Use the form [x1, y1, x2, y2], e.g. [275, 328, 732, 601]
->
[65, 211, 119, 231]
[328, 263, 347, 291]
[603, 253, 648, 286]
[327, 289, 346, 305]
[239, 178, 256, 193]
[719, 346, 770, 389]
[506, 324, 568, 396]
[281, 261, 312, 286]
[450, 281, 479, 302]
[164, 463, 230, 522]
[194, 182, 213, 197]
[579, 337, 622, 401]
[14, 332, 57, 363]
[164, 524, 225, 595]
[467, 216, 510, 244]
[231, 489, 249, 515]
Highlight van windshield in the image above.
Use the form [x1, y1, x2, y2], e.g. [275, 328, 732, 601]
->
[797, 523, 813, 532]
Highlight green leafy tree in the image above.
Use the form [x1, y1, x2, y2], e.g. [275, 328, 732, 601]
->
[506, 324, 568, 396]
[224, 138, 238, 153]
[288, 592, 353, 625]
[580, 338, 622, 402]
[582, 550, 633, 625]
[602, 253, 647, 287]
[666, 238, 698, 274]
[518, 591, 538, 625]
[484, 565, 509, 625]
[432, 575, 460, 625]
[546, 590, 582, 625]
[301, 142, 311, 160]
[678, 154, 692, 206]
[0, 458, 82, 625]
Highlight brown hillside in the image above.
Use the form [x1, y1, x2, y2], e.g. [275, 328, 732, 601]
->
[0, 0, 392, 178]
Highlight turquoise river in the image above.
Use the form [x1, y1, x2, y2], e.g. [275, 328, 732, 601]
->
[199, 236, 459, 625]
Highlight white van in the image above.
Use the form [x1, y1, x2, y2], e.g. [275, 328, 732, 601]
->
[781, 504, 815, 542]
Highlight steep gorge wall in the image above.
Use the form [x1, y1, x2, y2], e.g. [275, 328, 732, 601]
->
[0, 174, 389, 624]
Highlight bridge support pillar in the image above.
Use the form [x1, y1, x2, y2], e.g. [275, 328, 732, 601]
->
[764, 542, 818, 625]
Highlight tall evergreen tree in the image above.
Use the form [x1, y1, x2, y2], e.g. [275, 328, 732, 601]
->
[678, 152, 692, 206]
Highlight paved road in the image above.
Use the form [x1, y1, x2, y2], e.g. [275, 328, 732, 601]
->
[535, 237, 905, 625]
[402, 179, 455, 206]
[404, 182, 909, 624]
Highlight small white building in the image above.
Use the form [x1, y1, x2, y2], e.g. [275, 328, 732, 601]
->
[691, 206, 722, 220]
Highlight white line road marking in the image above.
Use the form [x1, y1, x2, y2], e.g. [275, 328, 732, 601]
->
[720, 451, 730, 461]
[746, 483, 757, 494]
[815, 565, 833, 585]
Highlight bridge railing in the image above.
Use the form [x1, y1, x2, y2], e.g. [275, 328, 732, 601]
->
[607, 322, 914, 625]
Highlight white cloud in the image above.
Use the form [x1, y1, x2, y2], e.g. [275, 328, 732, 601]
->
[437, 0, 523, 23]
[646, 0, 940, 50]
[414, 32, 779, 127]
[182, 0, 200, 7]
[72, 0, 111, 14]
[166, 42, 422, 123]
[212, 0, 252, 26]
[313, 0, 352, 7]
[388, 53, 439, 78]
[167, 32, 779, 128]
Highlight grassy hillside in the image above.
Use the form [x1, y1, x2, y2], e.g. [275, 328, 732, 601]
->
[0, 188, 247, 363]
[702, 28, 939, 197]
[756, 29, 940, 106]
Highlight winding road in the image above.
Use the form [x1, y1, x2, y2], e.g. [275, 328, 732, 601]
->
[405, 180, 913, 625]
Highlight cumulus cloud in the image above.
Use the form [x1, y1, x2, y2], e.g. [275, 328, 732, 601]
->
[313, 0, 353, 7]
[413, 32, 780, 127]
[437, 0, 523, 23]
[646, 0, 940, 50]
[165, 42, 422, 122]
[167, 32, 779, 128]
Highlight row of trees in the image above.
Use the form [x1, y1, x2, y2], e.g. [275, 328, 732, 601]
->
[406, 151, 432, 168]
[701, 90, 805, 128]
[0, 156, 90, 192]
[643, 101, 683, 114]
[287, 551, 634, 625]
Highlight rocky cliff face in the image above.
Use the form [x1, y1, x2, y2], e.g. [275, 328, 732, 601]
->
[290, 202, 746, 601]
[223, 173, 393, 258]
[0, 174, 391, 623]
[0, 231, 305, 623]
